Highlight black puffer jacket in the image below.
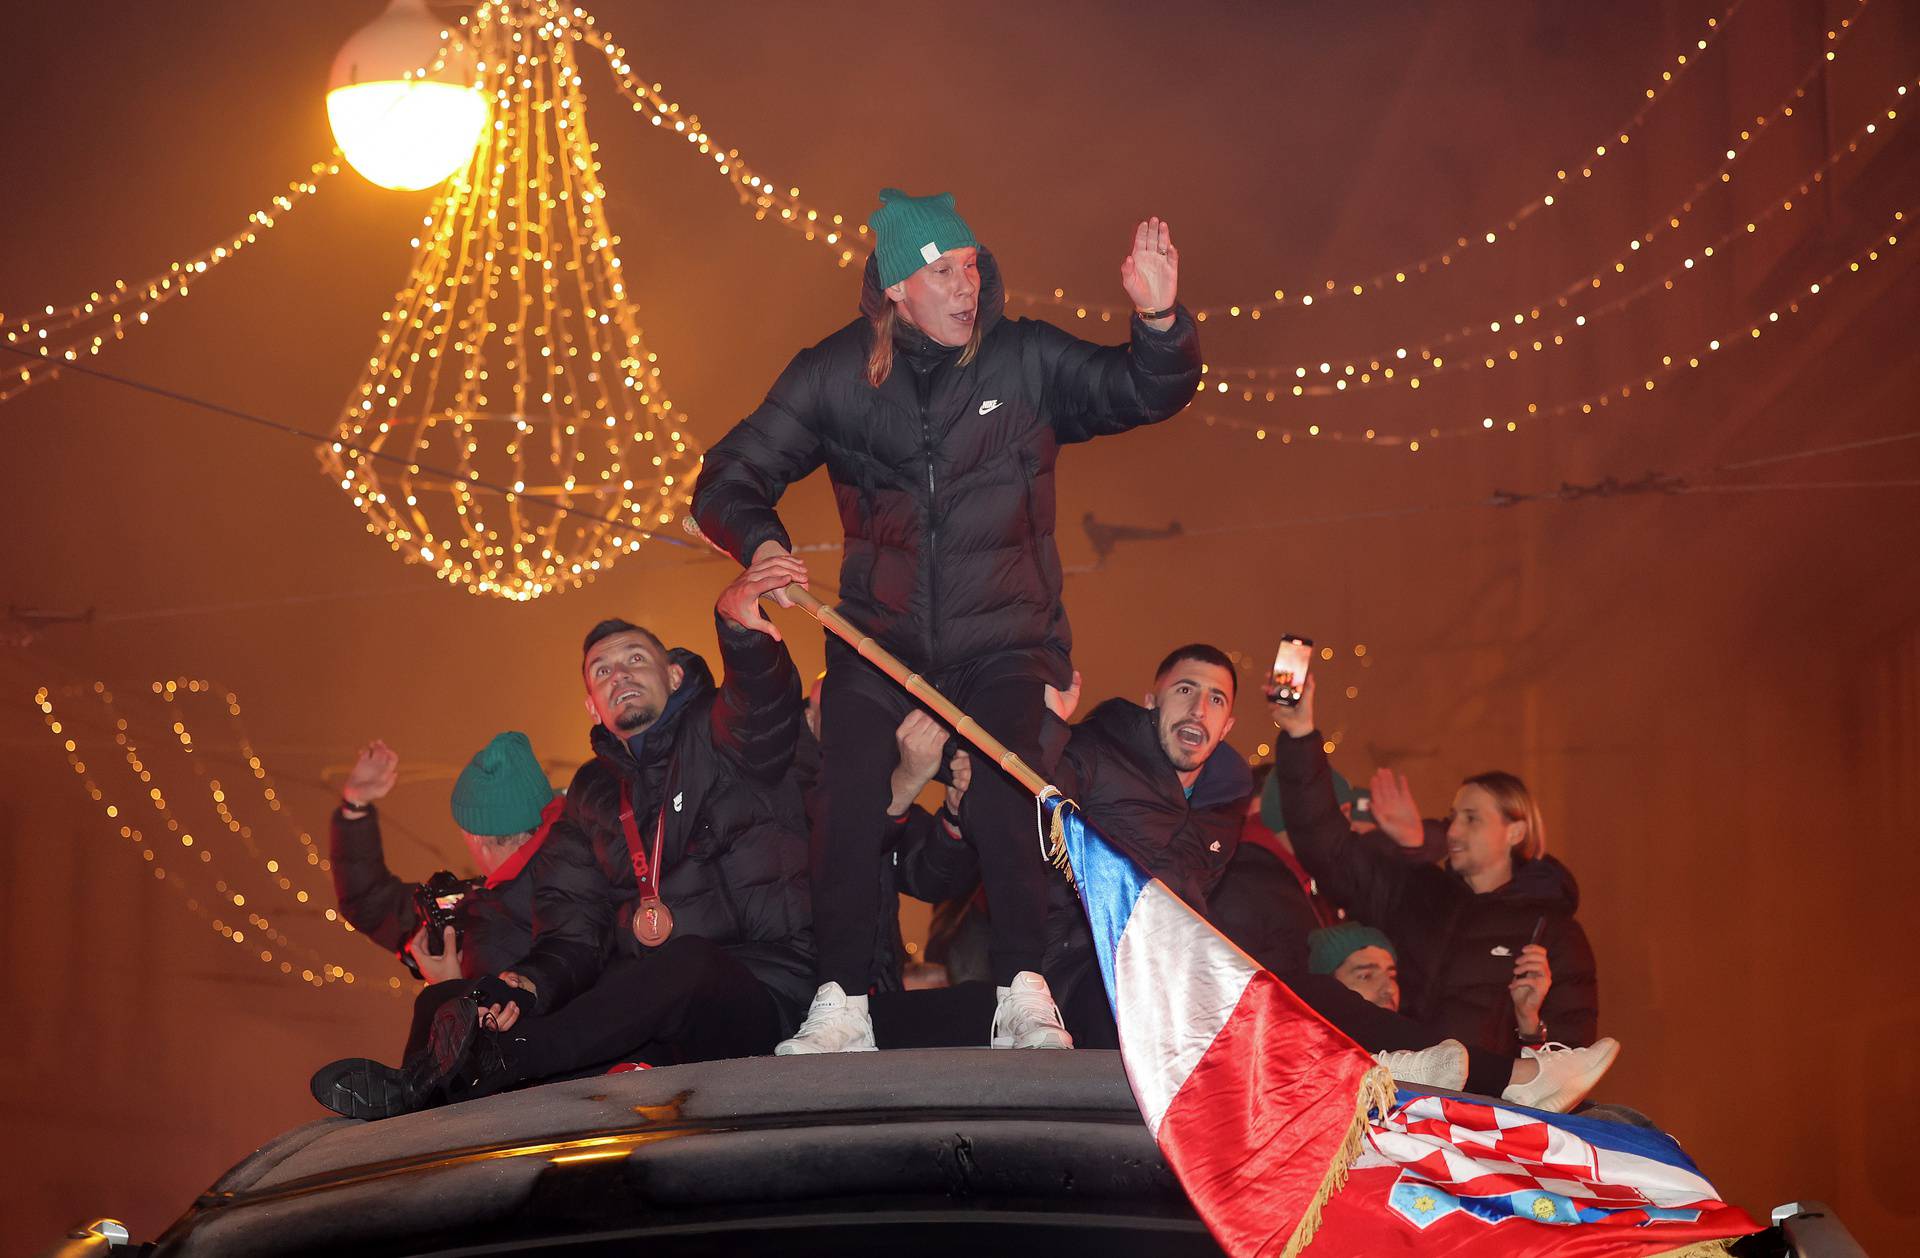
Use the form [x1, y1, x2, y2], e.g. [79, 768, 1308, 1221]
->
[1044, 699, 1252, 1017]
[1207, 844, 1323, 979]
[512, 619, 814, 1026]
[330, 804, 538, 980]
[691, 251, 1202, 678]
[1272, 732, 1600, 1053]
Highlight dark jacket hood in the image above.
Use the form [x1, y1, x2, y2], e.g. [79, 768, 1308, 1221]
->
[857, 247, 1007, 339]
[588, 647, 714, 768]
[1485, 852, 1581, 913]
[1079, 697, 1253, 810]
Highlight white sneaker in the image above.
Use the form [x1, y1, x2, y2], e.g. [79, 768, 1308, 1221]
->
[1374, 1039, 1468, 1091]
[1501, 1038, 1621, 1113]
[775, 981, 876, 1055]
[989, 972, 1074, 1049]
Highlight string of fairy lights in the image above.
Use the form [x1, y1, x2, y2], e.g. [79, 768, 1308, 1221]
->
[564, 8, 869, 269]
[1183, 208, 1911, 449]
[0, 0, 1906, 600]
[1011, 1, 1873, 322]
[318, 0, 705, 601]
[0, 161, 338, 403]
[1196, 78, 1917, 398]
[560, 0, 1774, 304]
[33, 679, 410, 997]
[0, 1, 1891, 420]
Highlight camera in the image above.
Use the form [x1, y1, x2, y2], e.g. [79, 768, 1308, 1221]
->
[399, 870, 481, 979]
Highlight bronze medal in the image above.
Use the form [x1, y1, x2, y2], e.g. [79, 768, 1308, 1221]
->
[618, 778, 676, 949]
[633, 894, 674, 946]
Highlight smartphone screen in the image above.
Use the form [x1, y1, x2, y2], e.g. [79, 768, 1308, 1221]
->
[1270, 635, 1314, 706]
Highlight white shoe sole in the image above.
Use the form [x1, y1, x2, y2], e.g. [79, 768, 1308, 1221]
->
[1509, 1038, 1621, 1112]
[775, 1039, 877, 1055]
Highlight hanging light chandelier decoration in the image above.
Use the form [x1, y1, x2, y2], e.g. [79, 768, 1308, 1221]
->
[318, 0, 701, 600]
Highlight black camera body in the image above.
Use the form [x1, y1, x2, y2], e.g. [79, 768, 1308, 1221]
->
[399, 870, 482, 979]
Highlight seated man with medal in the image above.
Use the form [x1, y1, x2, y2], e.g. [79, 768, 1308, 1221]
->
[308, 551, 815, 1120]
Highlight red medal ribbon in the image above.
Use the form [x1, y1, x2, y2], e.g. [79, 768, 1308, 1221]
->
[616, 780, 667, 900]
[618, 779, 674, 946]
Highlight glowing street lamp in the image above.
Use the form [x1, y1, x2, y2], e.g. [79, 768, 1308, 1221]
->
[327, 0, 488, 191]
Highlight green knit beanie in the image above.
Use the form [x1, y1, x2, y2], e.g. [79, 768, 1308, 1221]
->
[868, 187, 978, 288]
[450, 731, 553, 837]
[1307, 924, 1397, 976]
[1260, 764, 1354, 834]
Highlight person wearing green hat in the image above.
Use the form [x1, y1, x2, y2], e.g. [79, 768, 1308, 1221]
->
[1307, 923, 1402, 1011]
[332, 732, 561, 983]
[694, 188, 1201, 1056]
[328, 731, 562, 1063]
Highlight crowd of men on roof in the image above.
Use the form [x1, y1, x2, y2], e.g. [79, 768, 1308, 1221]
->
[310, 189, 1617, 1121]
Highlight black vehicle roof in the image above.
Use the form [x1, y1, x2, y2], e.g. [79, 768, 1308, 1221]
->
[155, 1048, 1223, 1257]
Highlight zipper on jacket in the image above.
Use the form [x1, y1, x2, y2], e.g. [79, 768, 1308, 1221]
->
[920, 385, 941, 667]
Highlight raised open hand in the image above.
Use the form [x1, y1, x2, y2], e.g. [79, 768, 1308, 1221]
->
[1119, 217, 1179, 319]
[343, 740, 399, 806]
[1368, 767, 1425, 848]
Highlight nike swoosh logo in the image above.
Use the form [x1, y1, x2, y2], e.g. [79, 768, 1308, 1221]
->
[978, 399, 1002, 415]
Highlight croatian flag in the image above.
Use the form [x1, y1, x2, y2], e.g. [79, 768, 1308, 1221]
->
[1317, 1090, 1763, 1256]
[1052, 800, 1760, 1258]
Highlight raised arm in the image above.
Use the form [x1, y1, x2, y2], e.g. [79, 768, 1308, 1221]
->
[1268, 677, 1415, 926]
[690, 349, 827, 568]
[1039, 218, 1202, 443]
[329, 741, 417, 953]
[1368, 767, 1450, 863]
[709, 555, 807, 783]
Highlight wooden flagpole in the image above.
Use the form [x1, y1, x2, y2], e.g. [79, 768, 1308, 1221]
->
[681, 516, 1054, 801]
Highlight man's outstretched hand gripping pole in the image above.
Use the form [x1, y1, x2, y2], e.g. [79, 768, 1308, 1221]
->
[683, 517, 1057, 806]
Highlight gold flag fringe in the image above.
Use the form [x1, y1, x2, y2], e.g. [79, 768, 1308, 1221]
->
[1038, 787, 1077, 888]
[1282, 1061, 1398, 1258]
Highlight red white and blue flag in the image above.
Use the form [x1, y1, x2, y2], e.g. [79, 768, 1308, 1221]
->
[1052, 798, 1760, 1258]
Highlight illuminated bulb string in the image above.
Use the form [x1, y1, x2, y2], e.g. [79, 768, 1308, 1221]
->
[34, 680, 406, 996]
[1185, 209, 1912, 448]
[0, 161, 338, 403]
[1020, 3, 1874, 325]
[559, 0, 1762, 299]
[564, 10, 868, 268]
[1200, 76, 1918, 400]
[320, 0, 704, 601]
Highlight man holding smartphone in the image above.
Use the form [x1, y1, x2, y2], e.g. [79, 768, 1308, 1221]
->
[1265, 674, 1618, 1111]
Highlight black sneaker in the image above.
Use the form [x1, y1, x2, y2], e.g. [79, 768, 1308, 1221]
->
[309, 997, 481, 1120]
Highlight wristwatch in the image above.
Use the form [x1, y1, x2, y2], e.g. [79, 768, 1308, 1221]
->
[1517, 1021, 1549, 1049]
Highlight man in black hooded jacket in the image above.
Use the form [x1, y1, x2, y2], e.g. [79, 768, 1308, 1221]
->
[309, 555, 814, 1119]
[1043, 644, 1253, 1047]
[692, 188, 1201, 1054]
[1267, 675, 1619, 1112]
